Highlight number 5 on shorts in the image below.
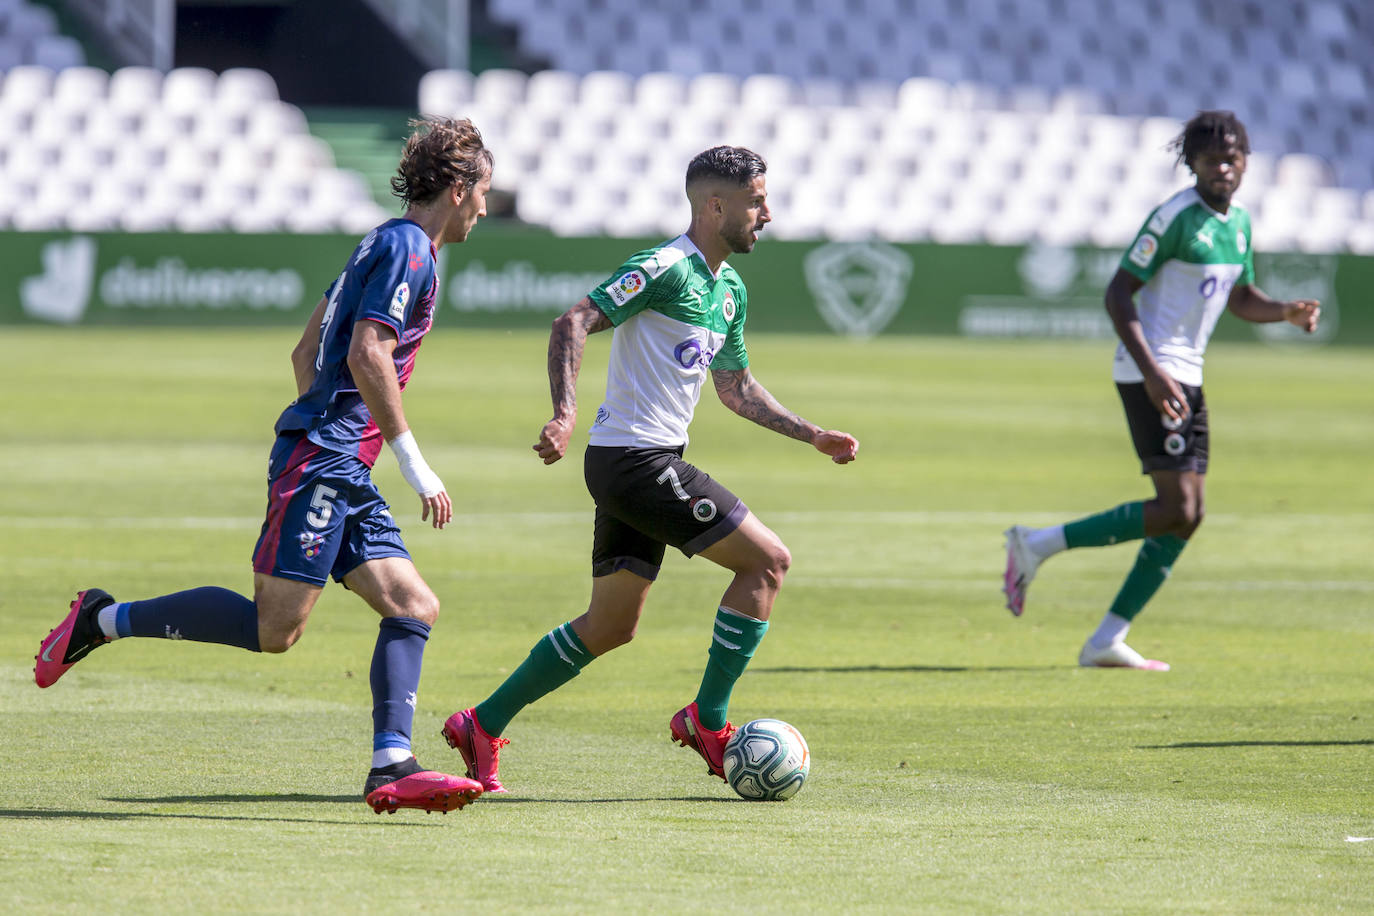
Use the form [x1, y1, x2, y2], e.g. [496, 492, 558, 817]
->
[306, 484, 338, 528]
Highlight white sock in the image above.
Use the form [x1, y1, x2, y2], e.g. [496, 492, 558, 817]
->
[372, 746, 413, 769]
[97, 603, 123, 640]
[1026, 525, 1068, 559]
[1089, 612, 1131, 649]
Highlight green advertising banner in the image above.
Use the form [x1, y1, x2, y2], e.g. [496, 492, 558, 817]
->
[0, 229, 1364, 346]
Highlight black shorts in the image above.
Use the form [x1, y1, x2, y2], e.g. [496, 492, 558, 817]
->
[1117, 382, 1209, 475]
[583, 445, 748, 580]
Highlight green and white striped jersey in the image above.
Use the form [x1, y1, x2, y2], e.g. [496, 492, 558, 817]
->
[585, 234, 749, 448]
[1114, 187, 1256, 386]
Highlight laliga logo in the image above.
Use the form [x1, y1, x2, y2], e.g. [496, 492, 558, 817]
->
[673, 338, 716, 370]
[803, 241, 913, 337]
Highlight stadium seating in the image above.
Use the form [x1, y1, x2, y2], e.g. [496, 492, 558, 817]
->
[416, 65, 1374, 253]
[470, 0, 1374, 248]
[0, 59, 389, 233]
[2, 0, 1373, 252]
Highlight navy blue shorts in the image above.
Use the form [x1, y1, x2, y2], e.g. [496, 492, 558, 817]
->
[1117, 382, 1210, 475]
[583, 446, 747, 580]
[252, 433, 409, 586]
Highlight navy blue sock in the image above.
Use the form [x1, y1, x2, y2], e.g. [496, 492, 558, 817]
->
[370, 617, 431, 752]
[119, 587, 260, 651]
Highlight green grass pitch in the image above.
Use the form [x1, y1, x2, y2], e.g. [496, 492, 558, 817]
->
[2, 327, 1370, 913]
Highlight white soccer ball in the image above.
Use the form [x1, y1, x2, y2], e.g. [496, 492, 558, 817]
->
[722, 718, 810, 801]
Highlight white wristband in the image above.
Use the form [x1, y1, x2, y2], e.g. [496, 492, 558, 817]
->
[388, 430, 444, 498]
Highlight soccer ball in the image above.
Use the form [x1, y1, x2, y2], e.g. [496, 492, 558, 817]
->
[722, 718, 810, 801]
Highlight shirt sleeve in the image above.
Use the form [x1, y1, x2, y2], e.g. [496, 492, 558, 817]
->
[356, 230, 429, 335]
[712, 279, 750, 371]
[586, 251, 684, 325]
[1239, 212, 1256, 286]
[1120, 207, 1181, 283]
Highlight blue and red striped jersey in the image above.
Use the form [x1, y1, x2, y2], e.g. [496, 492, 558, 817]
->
[274, 218, 438, 467]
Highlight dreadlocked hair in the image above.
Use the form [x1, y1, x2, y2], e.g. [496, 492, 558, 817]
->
[1169, 110, 1250, 168]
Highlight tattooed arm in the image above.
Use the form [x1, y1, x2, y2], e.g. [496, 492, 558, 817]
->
[534, 297, 613, 464]
[712, 367, 859, 464]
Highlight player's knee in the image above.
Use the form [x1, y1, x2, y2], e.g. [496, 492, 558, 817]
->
[1159, 500, 1203, 538]
[253, 600, 308, 653]
[761, 541, 791, 591]
[409, 588, 440, 626]
[258, 623, 303, 654]
[1179, 503, 1205, 537]
[604, 621, 639, 649]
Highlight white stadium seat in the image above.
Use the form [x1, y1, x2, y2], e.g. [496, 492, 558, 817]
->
[418, 69, 473, 118]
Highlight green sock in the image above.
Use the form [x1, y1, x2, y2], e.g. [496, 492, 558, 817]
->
[1107, 535, 1188, 621]
[693, 607, 769, 731]
[474, 622, 592, 737]
[1063, 501, 1146, 549]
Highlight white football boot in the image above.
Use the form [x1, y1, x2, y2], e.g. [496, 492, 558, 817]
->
[1002, 525, 1042, 617]
[1078, 639, 1170, 671]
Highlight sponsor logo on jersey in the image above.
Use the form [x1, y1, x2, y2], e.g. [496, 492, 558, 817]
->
[1193, 229, 1214, 250]
[1236, 231, 1247, 254]
[673, 338, 716, 370]
[722, 291, 736, 321]
[391, 281, 410, 320]
[408, 253, 424, 271]
[1128, 233, 1159, 268]
[607, 270, 646, 305]
[1147, 211, 1168, 235]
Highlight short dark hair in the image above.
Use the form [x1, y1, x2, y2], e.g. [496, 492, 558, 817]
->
[685, 145, 767, 191]
[1170, 110, 1250, 168]
[391, 116, 493, 207]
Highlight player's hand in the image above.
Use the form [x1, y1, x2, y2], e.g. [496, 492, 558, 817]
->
[534, 416, 575, 465]
[1283, 299, 1321, 333]
[420, 489, 452, 529]
[813, 430, 859, 464]
[1144, 371, 1189, 425]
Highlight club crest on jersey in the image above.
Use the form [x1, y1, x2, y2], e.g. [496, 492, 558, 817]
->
[1128, 233, 1158, 268]
[1236, 231, 1247, 254]
[607, 270, 647, 305]
[390, 281, 410, 320]
[298, 531, 326, 559]
[690, 497, 718, 522]
[722, 291, 736, 321]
